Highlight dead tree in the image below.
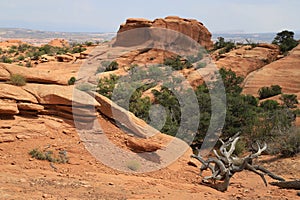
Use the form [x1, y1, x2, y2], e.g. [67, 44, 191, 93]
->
[191, 132, 285, 192]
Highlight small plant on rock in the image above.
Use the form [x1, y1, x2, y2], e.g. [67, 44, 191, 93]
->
[9, 74, 26, 86]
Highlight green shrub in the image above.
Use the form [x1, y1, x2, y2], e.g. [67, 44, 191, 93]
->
[0, 55, 13, 63]
[214, 37, 236, 53]
[17, 55, 25, 61]
[71, 46, 86, 53]
[9, 74, 26, 86]
[68, 77, 76, 85]
[97, 74, 119, 98]
[164, 55, 192, 70]
[105, 61, 119, 72]
[280, 94, 298, 108]
[293, 109, 300, 117]
[258, 85, 282, 99]
[29, 148, 69, 163]
[85, 41, 93, 46]
[260, 100, 279, 110]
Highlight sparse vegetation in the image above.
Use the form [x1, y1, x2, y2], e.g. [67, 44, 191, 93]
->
[9, 74, 26, 86]
[29, 148, 69, 163]
[214, 37, 236, 54]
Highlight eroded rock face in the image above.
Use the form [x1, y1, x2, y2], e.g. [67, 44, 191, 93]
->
[115, 16, 213, 50]
[214, 44, 280, 77]
[0, 99, 19, 115]
[1, 63, 70, 85]
[242, 44, 300, 100]
[92, 92, 159, 138]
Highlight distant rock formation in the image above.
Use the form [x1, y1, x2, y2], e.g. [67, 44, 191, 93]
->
[114, 16, 213, 50]
[48, 38, 70, 48]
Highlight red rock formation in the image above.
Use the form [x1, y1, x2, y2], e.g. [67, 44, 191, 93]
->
[48, 38, 70, 48]
[115, 16, 213, 50]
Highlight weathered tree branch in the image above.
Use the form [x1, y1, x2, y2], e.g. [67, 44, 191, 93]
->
[192, 133, 285, 191]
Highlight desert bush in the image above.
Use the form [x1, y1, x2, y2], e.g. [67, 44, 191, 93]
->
[29, 148, 69, 163]
[267, 126, 300, 157]
[68, 77, 76, 85]
[105, 61, 119, 72]
[17, 55, 25, 61]
[164, 55, 192, 70]
[97, 74, 119, 98]
[258, 85, 282, 99]
[18, 44, 30, 53]
[214, 37, 236, 53]
[85, 41, 93, 46]
[293, 109, 300, 117]
[0, 55, 13, 63]
[70, 46, 86, 54]
[280, 94, 298, 108]
[9, 74, 26, 86]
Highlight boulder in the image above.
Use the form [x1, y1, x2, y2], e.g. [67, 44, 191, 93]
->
[115, 16, 213, 50]
[126, 136, 164, 153]
[92, 92, 159, 138]
[40, 55, 56, 63]
[56, 54, 74, 62]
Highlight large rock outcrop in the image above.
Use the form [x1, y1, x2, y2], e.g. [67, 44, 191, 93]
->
[243, 44, 300, 100]
[115, 16, 213, 50]
[214, 44, 280, 77]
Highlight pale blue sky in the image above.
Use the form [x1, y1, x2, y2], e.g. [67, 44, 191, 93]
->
[0, 0, 299, 33]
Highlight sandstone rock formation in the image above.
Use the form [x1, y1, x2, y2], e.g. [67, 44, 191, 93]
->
[92, 92, 159, 138]
[48, 38, 70, 48]
[215, 44, 280, 77]
[243, 44, 300, 100]
[115, 16, 213, 50]
[0, 39, 26, 49]
[0, 63, 71, 85]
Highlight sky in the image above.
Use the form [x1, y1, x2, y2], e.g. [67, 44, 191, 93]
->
[0, 0, 299, 33]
